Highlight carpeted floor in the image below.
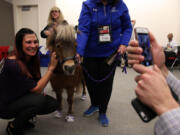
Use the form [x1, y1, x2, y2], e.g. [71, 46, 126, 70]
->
[1, 67, 180, 135]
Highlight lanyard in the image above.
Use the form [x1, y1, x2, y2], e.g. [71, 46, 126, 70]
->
[96, 4, 112, 28]
[96, 5, 113, 43]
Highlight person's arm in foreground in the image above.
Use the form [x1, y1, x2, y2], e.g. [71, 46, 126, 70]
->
[31, 52, 58, 93]
[134, 64, 180, 135]
[127, 33, 180, 135]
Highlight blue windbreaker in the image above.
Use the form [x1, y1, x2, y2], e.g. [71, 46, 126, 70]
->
[77, 0, 132, 57]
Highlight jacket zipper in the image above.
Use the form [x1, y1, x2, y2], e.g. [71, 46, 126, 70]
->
[104, 5, 106, 16]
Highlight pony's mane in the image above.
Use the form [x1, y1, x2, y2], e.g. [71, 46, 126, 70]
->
[56, 23, 76, 43]
[47, 23, 76, 49]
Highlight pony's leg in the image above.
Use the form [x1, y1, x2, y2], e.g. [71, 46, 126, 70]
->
[66, 88, 74, 114]
[54, 89, 63, 118]
[65, 88, 75, 122]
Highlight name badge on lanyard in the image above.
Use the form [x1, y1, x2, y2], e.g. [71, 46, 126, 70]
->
[98, 25, 112, 43]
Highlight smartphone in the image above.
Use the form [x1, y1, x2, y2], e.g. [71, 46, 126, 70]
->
[134, 27, 153, 66]
[131, 98, 156, 122]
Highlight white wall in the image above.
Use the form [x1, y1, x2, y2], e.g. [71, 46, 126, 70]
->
[56, 0, 84, 26]
[38, 0, 56, 46]
[13, 0, 56, 46]
[58, 0, 180, 46]
[125, 0, 180, 47]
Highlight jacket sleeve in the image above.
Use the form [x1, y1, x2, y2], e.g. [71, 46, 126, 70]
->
[154, 72, 180, 135]
[40, 25, 49, 38]
[154, 108, 180, 135]
[120, 2, 132, 46]
[166, 71, 180, 101]
[76, 2, 91, 56]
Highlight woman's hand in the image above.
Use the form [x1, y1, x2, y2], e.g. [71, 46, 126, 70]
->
[44, 28, 54, 36]
[44, 30, 51, 36]
[48, 52, 58, 71]
[76, 53, 82, 64]
[117, 45, 126, 54]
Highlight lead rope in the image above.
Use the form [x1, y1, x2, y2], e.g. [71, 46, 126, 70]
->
[82, 53, 127, 83]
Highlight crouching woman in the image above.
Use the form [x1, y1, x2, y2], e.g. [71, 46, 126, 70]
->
[0, 28, 58, 135]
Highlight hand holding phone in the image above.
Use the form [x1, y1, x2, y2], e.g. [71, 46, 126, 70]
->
[131, 27, 178, 122]
[131, 27, 155, 122]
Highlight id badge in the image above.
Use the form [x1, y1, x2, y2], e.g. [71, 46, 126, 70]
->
[98, 25, 112, 43]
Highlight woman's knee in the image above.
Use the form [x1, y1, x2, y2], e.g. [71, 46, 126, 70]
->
[44, 95, 59, 111]
[30, 93, 47, 105]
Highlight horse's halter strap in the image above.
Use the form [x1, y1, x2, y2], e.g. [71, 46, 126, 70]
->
[57, 55, 78, 65]
[61, 56, 76, 64]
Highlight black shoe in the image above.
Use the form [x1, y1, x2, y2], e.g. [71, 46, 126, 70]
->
[24, 121, 35, 129]
[6, 121, 24, 135]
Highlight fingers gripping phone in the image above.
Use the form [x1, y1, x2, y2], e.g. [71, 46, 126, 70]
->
[135, 27, 153, 66]
[131, 27, 178, 122]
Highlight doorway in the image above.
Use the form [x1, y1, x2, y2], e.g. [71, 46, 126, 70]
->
[16, 5, 39, 37]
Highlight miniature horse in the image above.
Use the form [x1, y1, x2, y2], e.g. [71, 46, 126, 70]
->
[47, 22, 86, 122]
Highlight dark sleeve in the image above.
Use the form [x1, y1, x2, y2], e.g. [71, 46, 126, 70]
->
[40, 25, 49, 38]
[0, 60, 37, 103]
[5, 60, 37, 93]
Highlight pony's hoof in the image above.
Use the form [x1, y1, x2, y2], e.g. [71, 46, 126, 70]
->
[54, 110, 63, 118]
[80, 94, 86, 100]
[65, 115, 74, 122]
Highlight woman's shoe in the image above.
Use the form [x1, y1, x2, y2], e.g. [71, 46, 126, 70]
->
[99, 113, 109, 127]
[6, 121, 24, 135]
[83, 106, 99, 116]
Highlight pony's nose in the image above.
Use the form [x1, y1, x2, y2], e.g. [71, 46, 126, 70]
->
[64, 65, 75, 74]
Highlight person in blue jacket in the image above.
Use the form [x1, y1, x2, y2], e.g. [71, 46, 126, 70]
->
[76, 0, 132, 126]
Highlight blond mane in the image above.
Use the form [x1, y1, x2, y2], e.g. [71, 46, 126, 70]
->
[56, 24, 75, 43]
[46, 23, 76, 51]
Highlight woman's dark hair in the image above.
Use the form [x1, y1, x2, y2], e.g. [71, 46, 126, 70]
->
[15, 28, 41, 80]
[111, 0, 119, 5]
[105, 0, 119, 5]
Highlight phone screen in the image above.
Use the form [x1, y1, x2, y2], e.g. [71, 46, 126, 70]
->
[138, 34, 152, 66]
[135, 28, 153, 66]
